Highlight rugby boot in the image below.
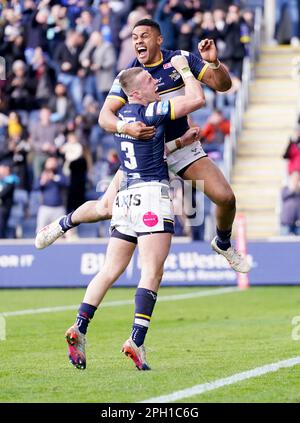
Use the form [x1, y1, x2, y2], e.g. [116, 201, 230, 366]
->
[65, 324, 86, 370]
[121, 338, 151, 371]
[35, 217, 65, 249]
[211, 236, 251, 273]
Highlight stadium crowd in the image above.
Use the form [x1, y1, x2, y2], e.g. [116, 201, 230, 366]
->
[0, 0, 255, 239]
[281, 127, 300, 236]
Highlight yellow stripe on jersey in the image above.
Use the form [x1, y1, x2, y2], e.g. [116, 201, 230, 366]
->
[164, 219, 174, 223]
[198, 63, 209, 81]
[144, 53, 163, 67]
[106, 95, 126, 104]
[159, 83, 185, 96]
[169, 99, 175, 120]
[135, 313, 151, 320]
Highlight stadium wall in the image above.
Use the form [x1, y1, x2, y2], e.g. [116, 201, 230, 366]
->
[0, 239, 299, 287]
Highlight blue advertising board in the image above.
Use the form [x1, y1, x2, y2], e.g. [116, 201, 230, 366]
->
[0, 240, 299, 288]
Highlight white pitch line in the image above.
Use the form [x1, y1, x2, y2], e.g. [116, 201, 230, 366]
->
[141, 356, 300, 403]
[1, 287, 239, 317]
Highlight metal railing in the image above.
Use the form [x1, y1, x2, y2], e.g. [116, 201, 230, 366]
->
[223, 7, 263, 182]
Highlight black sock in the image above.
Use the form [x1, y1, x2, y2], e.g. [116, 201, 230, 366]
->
[131, 288, 157, 347]
[59, 212, 78, 232]
[216, 227, 232, 251]
[76, 302, 97, 334]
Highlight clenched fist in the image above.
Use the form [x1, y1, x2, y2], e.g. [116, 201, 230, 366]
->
[171, 55, 193, 80]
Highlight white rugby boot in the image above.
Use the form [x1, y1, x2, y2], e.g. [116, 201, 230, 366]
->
[211, 236, 251, 273]
[35, 217, 65, 249]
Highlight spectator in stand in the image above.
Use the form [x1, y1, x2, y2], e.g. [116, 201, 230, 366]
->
[21, 0, 37, 26]
[35, 156, 68, 232]
[74, 96, 102, 160]
[196, 11, 220, 47]
[212, 8, 227, 60]
[280, 171, 300, 235]
[283, 129, 300, 175]
[0, 162, 18, 238]
[48, 82, 75, 123]
[0, 20, 26, 73]
[75, 9, 94, 41]
[106, 148, 120, 177]
[79, 30, 116, 103]
[29, 46, 56, 109]
[54, 29, 84, 114]
[30, 106, 59, 181]
[0, 7, 23, 62]
[46, 4, 69, 55]
[200, 109, 230, 157]
[276, 0, 300, 45]
[6, 111, 31, 192]
[60, 132, 87, 214]
[177, 21, 194, 52]
[154, 0, 178, 50]
[0, 114, 8, 150]
[219, 3, 249, 79]
[23, 5, 49, 60]
[92, 0, 131, 55]
[6, 59, 36, 115]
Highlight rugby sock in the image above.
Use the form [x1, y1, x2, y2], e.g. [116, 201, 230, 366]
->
[59, 212, 78, 232]
[76, 302, 97, 334]
[131, 288, 157, 347]
[216, 227, 232, 251]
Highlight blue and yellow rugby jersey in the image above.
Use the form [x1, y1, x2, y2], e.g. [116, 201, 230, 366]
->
[114, 99, 175, 185]
[108, 49, 208, 142]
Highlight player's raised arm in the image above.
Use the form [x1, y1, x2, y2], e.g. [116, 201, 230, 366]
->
[169, 55, 206, 119]
[198, 39, 232, 92]
[98, 91, 155, 140]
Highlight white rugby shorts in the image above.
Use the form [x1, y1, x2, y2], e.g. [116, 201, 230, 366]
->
[110, 182, 174, 243]
[166, 140, 207, 175]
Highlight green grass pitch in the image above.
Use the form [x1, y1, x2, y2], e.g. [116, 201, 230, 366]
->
[1, 286, 300, 403]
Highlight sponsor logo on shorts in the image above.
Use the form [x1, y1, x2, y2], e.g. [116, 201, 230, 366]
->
[143, 211, 159, 227]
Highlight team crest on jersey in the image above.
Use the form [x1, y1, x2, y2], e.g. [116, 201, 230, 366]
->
[163, 62, 172, 69]
[169, 70, 181, 82]
[157, 101, 169, 115]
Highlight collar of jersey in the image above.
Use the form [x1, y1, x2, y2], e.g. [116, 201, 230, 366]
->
[143, 52, 163, 68]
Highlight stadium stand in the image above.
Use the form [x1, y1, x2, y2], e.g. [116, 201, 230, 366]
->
[1, 0, 297, 241]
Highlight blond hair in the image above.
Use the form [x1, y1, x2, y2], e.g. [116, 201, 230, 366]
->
[119, 68, 144, 96]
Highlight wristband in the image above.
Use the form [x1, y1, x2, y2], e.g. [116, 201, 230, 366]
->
[116, 120, 126, 134]
[180, 66, 193, 80]
[175, 137, 182, 149]
[166, 137, 182, 153]
[206, 59, 221, 70]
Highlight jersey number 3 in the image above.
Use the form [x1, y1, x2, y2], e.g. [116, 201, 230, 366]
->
[121, 141, 137, 170]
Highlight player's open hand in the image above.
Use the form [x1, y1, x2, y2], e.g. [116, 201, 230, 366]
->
[198, 39, 218, 63]
[181, 127, 201, 147]
[125, 121, 156, 140]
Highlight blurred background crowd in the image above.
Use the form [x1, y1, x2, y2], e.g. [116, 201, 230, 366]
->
[0, 0, 298, 240]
